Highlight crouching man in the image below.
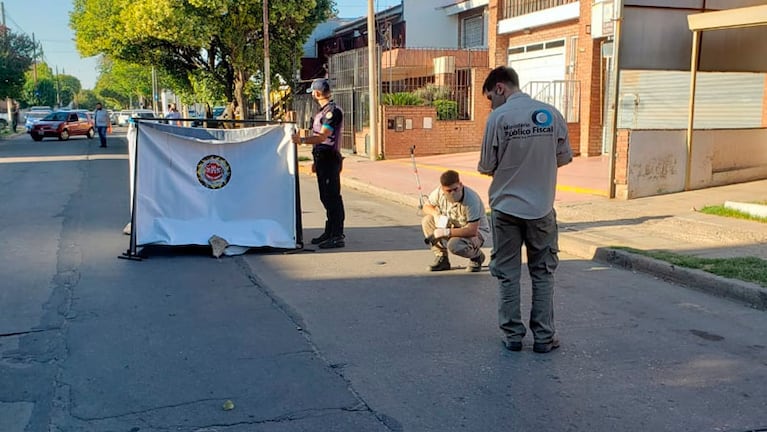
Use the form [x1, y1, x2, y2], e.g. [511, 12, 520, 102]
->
[422, 170, 491, 272]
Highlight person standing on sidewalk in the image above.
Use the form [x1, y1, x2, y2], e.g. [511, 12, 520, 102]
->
[478, 66, 573, 354]
[291, 78, 346, 249]
[93, 102, 110, 148]
[421, 170, 490, 272]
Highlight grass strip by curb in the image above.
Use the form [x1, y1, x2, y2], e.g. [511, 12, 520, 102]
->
[613, 247, 767, 288]
[699, 204, 767, 223]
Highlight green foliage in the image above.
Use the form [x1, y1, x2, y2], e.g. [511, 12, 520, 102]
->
[70, 0, 334, 115]
[413, 84, 452, 104]
[382, 92, 424, 106]
[433, 99, 458, 120]
[76, 90, 101, 110]
[615, 247, 767, 287]
[22, 78, 57, 107]
[0, 30, 37, 99]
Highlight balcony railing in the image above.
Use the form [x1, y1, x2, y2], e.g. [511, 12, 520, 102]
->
[501, 0, 578, 19]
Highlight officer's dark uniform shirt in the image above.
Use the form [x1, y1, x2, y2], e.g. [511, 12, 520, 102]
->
[312, 101, 343, 154]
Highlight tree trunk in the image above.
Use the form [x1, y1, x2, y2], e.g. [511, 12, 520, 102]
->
[233, 69, 248, 122]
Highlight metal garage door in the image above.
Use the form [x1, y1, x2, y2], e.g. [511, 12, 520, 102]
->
[508, 40, 566, 92]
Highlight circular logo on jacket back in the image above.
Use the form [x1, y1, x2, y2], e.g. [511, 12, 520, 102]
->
[531, 109, 553, 127]
[197, 155, 231, 189]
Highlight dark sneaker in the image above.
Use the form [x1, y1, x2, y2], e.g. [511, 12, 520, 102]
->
[310, 232, 330, 245]
[503, 339, 522, 352]
[428, 255, 451, 271]
[317, 235, 345, 249]
[467, 251, 485, 272]
[533, 339, 560, 353]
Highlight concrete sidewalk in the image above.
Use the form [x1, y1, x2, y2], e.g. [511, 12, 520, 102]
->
[298, 147, 767, 309]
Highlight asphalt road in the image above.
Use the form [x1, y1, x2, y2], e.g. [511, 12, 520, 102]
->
[0, 130, 765, 432]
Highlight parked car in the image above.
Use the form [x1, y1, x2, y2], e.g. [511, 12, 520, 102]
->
[29, 111, 95, 141]
[127, 109, 158, 125]
[212, 106, 226, 118]
[116, 110, 133, 126]
[24, 110, 52, 132]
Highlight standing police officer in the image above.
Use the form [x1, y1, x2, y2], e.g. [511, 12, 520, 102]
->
[292, 78, 346, 249]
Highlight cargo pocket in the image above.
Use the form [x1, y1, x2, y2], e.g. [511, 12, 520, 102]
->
[544, 247, 559, 274]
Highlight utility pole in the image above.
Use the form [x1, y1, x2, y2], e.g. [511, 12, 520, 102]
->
[367, 0, 379, 160]
[55, 66, 61, 108]
[2, 2, 12, 126]
[32, 33, 37, 87]
[263, 0, 271, 121]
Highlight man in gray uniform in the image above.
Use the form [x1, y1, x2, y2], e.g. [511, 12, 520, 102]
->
[478, 66, 573, 353]
[421, 170, 490, 272]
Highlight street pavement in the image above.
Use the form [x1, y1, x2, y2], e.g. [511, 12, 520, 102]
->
[305, 147, 767, 309]
[1, 129, 766, 431]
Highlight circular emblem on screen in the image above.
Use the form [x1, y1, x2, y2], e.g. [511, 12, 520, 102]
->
[532, 109, 553, 127]
[197, 155, 231, 189]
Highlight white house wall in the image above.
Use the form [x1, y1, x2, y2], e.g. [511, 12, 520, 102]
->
[404, 0, 458, 47]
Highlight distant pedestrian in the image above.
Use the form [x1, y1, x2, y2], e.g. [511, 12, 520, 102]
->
[165, 103, 181, 126]
[477, 66, 573, 354]
[421, 170, 490, 272]
[93, 102, 110, 148]
[291, 78, 345, 249]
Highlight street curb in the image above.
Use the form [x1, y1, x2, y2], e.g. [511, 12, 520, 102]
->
[559, 234, 767, 311]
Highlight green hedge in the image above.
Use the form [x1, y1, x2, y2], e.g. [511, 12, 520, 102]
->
[382, 92, 424, 106]
[433, 99, 458, 120]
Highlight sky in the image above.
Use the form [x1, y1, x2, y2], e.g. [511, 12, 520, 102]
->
[4, 0, 403, 91]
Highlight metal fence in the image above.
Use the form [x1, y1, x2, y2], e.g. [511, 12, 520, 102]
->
[523, 80, 580, 122]
[293, 47, 487, 155]
[500, 0, 578, 19]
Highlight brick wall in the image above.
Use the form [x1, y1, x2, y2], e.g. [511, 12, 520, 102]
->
[568, 123, 581, 157]
[487, 0, 507, 68]
[614, 129, 630, 185]
[577, 1, 604, 157]
[381, 68, 491, 159]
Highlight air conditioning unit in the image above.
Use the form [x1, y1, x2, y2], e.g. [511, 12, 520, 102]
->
[591, 0, 615, 39]
[433, 56, 456, 74]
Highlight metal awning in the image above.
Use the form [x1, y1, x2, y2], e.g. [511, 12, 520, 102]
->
[687, 4, 767, 31]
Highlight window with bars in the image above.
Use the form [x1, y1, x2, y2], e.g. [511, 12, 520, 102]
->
[462, 15, 484, 48]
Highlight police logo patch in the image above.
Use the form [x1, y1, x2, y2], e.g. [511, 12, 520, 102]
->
[325, 111, 333, 119]
[197, 155, 232, 189]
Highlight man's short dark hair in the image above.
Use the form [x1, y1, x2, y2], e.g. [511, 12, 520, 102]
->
[440, 170, 460, 186]
[482, 66, 520, 92]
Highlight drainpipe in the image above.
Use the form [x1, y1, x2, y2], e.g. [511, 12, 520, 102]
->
[606, 0, 624, 199]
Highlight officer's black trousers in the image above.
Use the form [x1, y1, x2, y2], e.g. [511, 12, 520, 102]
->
[314, 150, 345, 237]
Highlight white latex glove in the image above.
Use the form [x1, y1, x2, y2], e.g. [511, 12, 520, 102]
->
[433, 228, 451, 239]
[435, 215, 449, 229]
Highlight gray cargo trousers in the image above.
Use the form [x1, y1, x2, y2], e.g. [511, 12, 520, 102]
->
[489, 209, 559, 344]
[421, 215, 484, 260]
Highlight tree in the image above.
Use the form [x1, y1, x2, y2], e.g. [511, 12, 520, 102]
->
[76, 89, 100, 110]
[0, 27, 37, 99]
[71, 0, 334, 119]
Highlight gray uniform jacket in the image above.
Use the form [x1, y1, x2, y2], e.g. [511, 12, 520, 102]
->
[478, 92, 572, 219]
